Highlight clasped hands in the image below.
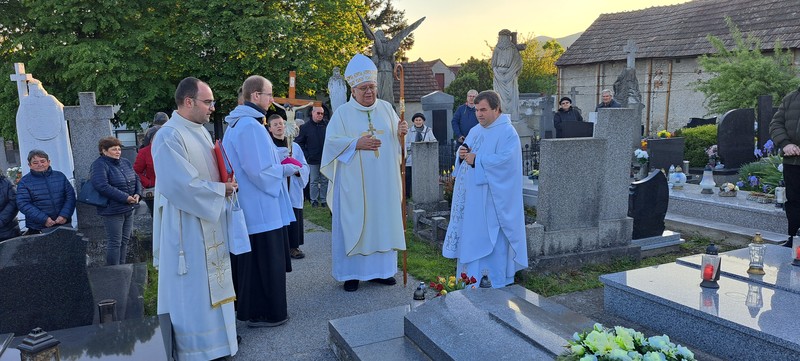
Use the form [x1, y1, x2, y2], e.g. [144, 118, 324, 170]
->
[126, 194, 141, 204]
[355, 119, 408, 151]
[44, 216, 68, 228]
[783, 144, 800, 157]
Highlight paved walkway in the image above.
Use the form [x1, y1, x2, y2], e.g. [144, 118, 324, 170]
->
[232, 222, 420, 360]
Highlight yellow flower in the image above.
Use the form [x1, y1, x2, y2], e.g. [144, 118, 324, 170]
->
[448, 275, 456, 282]
[440, 290, 447, 295]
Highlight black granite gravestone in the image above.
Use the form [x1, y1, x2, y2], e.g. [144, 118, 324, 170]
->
[628, 170, 669, 239]
[0, 227, 94, 335]
[686, 117, 716, 128]
[431, 109, 448, 145]
[558, 121, 593, 138]
[647, 137, 685, 172]
[717, 108, 756, 169]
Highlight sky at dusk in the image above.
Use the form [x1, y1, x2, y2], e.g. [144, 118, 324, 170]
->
[395, 0, 690, 64]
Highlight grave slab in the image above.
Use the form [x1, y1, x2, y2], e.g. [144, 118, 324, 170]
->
[717, 108, 756, 169]
[602, 262, 800, 361]
[676, 245, 800, 294]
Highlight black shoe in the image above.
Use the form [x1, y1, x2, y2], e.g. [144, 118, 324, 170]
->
[343, 280, 359, 292]
[782, 238, 794, 248]
[237, 335, 242, 345]
[320, 202, 327, 208]
[369, 277, 397, 286]
[311, 201, 319, 207]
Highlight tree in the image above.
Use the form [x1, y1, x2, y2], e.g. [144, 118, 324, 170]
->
[694, 17, 800, 115]
[0, 0, 370, 140]
[445, 57, 492, 108]
[363, 0, 415, 60]
[517, 36, 563, 94]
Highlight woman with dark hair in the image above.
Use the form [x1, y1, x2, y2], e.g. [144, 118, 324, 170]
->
[90, 137, 142, 265]
[134, 127, 158, 217]
[404, 112, 436, 198]
[0, 173, 20, 241]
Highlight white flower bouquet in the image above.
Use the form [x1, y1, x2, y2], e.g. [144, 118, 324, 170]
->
[557, 323, 695, 361]
[634, 149, 649, 165]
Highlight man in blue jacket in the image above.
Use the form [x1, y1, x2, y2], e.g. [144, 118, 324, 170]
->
[452, 89, 479, 145]
[16, 149, 76, 235]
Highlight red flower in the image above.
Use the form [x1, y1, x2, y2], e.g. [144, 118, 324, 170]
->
[469, 276, 477, 284]
[435, 284, 443, 291]
[461, 272, 468, 280]
[429, 281, 436, 288]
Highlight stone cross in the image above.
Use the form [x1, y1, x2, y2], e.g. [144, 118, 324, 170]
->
[10, 63, 33, 99]
[63, 93, 114, 184]
[568, 86, 579, 106]
[623, 39, 638, 69]
[361, 120, 384, 158]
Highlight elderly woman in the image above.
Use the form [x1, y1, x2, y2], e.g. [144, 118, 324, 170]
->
[404, 112, 436, 198]
[90, 137, 142, 265]
[16, 150, 75, 235]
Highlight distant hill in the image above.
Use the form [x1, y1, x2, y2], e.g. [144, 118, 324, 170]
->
[535, 32, 583, 48]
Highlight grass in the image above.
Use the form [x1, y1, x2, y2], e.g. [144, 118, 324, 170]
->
[303, 200, 332, 230]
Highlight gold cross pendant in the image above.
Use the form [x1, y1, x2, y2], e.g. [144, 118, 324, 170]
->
[361, 121, 384, 158]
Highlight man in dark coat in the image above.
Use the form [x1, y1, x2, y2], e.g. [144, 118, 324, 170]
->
[595, 89, 622, 111]
[770, 86, 800, 247]
[553, 96, 584, 137]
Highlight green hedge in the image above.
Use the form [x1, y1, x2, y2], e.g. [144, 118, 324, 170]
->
[674, 124, 717, 168]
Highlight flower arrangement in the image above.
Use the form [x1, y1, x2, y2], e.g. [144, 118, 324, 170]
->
[429, 272, 477, 297]
[557, 323, 695, 361]
[634, 149, 649, 165]
[5, 166, 20, 184]
[719, 182, 739, 197]
[640, 139, 648, 151]
[440, 165, 456, 203]
[657, 130, 672, 138]
[528, 169, 539, 180]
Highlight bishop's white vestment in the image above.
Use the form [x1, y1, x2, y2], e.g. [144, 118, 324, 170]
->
[442, 114, 528, 287]
[321, 97, 406, 281]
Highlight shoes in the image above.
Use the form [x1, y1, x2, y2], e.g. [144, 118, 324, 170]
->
[246, 317, 289, 328]
[369, 277, 397, 286]
[320, 202, 327, 208]
[343, 280, 359, 292]
[311, 201, 319, 207]
[237, 335, 242, 345]
[782, 237, 794, 248]
[290, 248, 306, 259]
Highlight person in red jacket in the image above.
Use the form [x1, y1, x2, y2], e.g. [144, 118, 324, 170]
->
[134, 127, 158, 217]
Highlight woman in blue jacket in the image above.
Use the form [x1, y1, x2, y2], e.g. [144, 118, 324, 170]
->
[90, 137, 142, 265]
[16, 150, 76, 235]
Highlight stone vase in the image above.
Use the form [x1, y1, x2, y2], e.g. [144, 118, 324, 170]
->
[637, 162, 649, 180]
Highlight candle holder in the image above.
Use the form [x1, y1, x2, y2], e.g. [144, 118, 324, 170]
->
[699, 289, 719, 317]
[479, 269, 492, 288]
[699, 165, 716, 194]
[700, 243, 721, 288]
[775, 180, 786, 209]
[793, 237, 800, 267]
[747, 233, 766, 275]
[413, 282, 426, 300]
[17, 328, 60, 361]
[745, 283, 763, 318]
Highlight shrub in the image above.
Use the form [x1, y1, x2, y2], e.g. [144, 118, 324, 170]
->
[675, 124, 717, 167]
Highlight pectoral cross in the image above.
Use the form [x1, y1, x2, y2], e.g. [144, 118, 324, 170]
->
[361, 120, 384, 158]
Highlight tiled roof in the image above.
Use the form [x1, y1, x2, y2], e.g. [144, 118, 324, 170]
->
[556, 0, 800, 66]
[392, 60, 440, 102]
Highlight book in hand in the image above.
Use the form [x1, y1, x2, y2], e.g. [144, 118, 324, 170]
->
[213, 140, 234, 182]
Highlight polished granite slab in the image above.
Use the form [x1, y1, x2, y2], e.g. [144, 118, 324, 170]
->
[404, 286, 595, 361]
[676, 245, 800, 293]
[1, 314, 173, 361]
[602, 262, 800, 360]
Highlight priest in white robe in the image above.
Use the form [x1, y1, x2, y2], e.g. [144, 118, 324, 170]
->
[152, 77, 238, 361]
[321, 53, 408, 292]
[442, 90, 528, 288]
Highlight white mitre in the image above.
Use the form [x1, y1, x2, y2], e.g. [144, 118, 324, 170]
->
[344, 54, 377, 87]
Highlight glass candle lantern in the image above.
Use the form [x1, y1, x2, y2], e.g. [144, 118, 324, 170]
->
[17, 328, 60, 361]
[699, 289, 719, 317]
[793, 237, 800, 267]
[775, 180, 786, 209]
[699, 165, 716, 194]
[745, 283, 763, 318]
[700, 243, 721, 288]
[747, 233, 766, 275]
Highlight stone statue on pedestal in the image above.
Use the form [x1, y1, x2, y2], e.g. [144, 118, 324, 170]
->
[328, 67, 347, 112]
[491, 29, 526, 122]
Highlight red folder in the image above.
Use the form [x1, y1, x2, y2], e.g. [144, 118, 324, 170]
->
[213, 140, 233, 182]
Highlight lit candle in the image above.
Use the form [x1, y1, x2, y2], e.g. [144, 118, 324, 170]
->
[703, 264, 714, 280]
[796, 247, 800, 260]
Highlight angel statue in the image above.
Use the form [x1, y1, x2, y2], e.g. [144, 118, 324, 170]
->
[358, 14, 425, 104]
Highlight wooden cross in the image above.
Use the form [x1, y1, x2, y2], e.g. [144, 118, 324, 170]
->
[273, 70, 323, 108]
[9, 63, 33, 99]
[361, 120, 383, 158]
[623, 39, 638, 69]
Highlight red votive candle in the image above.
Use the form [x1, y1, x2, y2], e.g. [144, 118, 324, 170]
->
[703, 264, 714, 280]
[795, 247, 800, 260]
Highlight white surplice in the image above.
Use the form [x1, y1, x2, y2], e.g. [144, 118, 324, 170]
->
[151, 111, 237, 361]
[442, 114, 528, 288]
[321, 97, 406, 281]
[275, 142, 310, 209]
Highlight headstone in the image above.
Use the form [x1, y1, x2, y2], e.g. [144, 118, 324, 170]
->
[628, 170, 669, 239]
[328, 67, 347, 112]
[518, 94, 550, 140]
[717, 108, 756, 169]
[567, 86, 583, 114]
[623, 39, 638, 69]
[420, 91, 454, 145]
[756, 95, 777, 149]
[647, 137, 685, 172]
[0, 227, 94, 335]
[410, 142, 440, 205]
[535, 94, 552, 139]
[64, 92, 115, 254]
[558, 121, 593, 138]
[686, 117, 716, 128]
[11, 64, 76, 186]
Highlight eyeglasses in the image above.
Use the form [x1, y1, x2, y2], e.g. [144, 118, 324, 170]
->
[192, 98, 216, 107]
[256, 91, 273, 97]
[355, 85, 377, 93]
